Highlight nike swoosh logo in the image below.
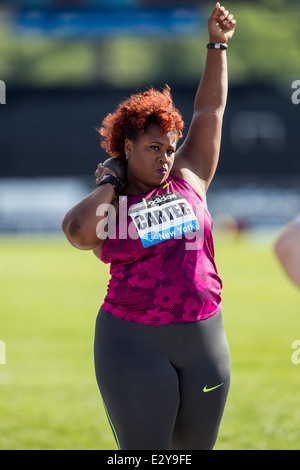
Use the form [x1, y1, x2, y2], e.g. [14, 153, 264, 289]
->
[162, 180, 173, 189]
[203, 383, 224, 393]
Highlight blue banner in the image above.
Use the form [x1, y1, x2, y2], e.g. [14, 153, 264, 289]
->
[12, 6, 203, 39]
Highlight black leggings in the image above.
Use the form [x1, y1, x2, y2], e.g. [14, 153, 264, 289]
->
[94, 309, 230, 450]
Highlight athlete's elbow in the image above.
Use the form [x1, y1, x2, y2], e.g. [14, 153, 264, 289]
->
[62, 213, 80, 247]
[62, 213, 95, 250]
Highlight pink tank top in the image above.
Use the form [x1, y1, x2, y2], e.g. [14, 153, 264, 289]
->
[100, 175, 222, 324]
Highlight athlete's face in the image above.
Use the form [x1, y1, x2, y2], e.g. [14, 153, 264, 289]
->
[124, 124, 178, 196]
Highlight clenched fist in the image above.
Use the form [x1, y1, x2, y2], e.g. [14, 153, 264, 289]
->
[208, 2, 236, 44]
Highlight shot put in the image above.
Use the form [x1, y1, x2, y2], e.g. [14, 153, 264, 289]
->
[103, 158, 127, 183]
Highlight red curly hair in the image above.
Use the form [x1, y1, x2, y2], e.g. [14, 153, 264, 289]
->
[98, 85, 184, 160]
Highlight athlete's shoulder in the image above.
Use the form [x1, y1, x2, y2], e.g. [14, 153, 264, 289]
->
[170, 169, 207, 206]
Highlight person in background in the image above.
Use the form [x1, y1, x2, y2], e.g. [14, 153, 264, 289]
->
[274, 214, 300, 289]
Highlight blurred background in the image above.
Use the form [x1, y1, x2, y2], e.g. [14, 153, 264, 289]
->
[0, 0, 299, 233]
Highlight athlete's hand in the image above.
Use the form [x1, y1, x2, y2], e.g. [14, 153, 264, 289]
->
[208, 2, 236, 44]
[94, 157, 127, 186]
[95, 163, 117, 186]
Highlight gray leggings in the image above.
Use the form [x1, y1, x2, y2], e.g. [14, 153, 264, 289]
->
[94, 309, 230, 450]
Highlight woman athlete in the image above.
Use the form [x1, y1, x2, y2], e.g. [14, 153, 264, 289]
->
[62, 3, 236, 450]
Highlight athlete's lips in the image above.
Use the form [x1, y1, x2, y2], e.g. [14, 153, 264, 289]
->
[157, 166, 168, 176]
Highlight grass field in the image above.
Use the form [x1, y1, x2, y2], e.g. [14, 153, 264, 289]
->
[0, 231, 299, 450]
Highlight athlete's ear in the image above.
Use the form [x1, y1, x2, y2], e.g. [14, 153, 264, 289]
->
[124, 138, 133, 160]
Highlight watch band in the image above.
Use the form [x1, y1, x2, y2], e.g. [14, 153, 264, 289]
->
[97, 174, 123, 197]
[206, 43, 228, 50]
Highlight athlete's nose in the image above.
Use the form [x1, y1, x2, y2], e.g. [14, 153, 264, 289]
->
[158, 152, 169, 163]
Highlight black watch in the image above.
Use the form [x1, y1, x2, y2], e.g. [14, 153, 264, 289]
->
[97, 174, 123, 197]
[206, 42, 228, 50]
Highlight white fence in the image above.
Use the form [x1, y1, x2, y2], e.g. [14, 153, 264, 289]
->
[0, 176, 300, 233]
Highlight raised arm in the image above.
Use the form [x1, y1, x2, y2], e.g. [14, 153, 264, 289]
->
[173, 3, 236, 195]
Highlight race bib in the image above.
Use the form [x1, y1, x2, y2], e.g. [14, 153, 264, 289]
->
[128, 191, 200, 248]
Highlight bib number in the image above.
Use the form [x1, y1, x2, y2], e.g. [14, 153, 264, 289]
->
[128, 191, 200, 248]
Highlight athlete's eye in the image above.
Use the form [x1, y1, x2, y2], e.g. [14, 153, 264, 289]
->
[149, 146, 175, 155]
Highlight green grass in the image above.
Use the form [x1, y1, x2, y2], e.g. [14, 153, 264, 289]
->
[0, 231, 299, 450]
